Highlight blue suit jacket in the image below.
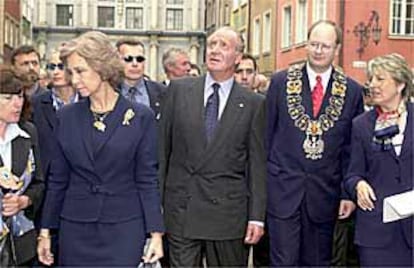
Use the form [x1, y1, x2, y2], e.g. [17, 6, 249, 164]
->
[32, 91, 58, 177]
[344, 103, 413, 247]
[41, 95, 164, 233]
[266, 66, 364, 222]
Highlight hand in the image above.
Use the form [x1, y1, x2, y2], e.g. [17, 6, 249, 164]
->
[356, 180, 377, 211]
[37, 230, 54, 266]
[244, 223, 264, 244]
[2, 193, 30, 217]
[338, 200, 356, 219]
[142, 232, 163, 263]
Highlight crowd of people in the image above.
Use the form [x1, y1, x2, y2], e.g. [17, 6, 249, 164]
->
[0, 19, 412, 267]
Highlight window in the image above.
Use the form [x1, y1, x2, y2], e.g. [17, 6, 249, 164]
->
[126, 7, 143, 29]
[391, 0, 414, 35]
[296, 0, 307, 43]
[263, 12, 271, 52]
[166, 8, 183, 30]
[224, 4, 230, 25]
[253, 17, 260, 55]
[98, 6, 115, 28]
[312, 0, 326, 22]
[240, 30, 247, 52]
[56, 5, 73, 26]
[167, 0, 183, 3]
[282, 6, 292, 48]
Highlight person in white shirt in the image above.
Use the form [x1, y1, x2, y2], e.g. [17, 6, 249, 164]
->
[0, 65, 44, 266]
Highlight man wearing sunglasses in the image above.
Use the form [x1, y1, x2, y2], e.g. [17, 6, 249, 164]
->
[116, 38, 166, 120]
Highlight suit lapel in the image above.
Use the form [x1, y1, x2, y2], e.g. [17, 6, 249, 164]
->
[399, 103, 413, 160]
[80, 99, 95, 163]
[145, 81, 161, 114]
[186, 77, 207, 155]
[318, 72, 334, 117]
[11, 135, 31, 176]
[301, 67, 314, 118]
[93, 96, 128, 157]
[40, 92, 57, 130]
[196, 82, 245, 170]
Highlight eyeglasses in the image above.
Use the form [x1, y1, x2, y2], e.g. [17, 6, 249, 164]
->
[123, 55, 145, 63]
[235, 68, 255, 75]
[47, 63, 65, 71]
[308, 41, 335, 52]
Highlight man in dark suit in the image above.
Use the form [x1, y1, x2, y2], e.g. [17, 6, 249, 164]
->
[161, 47, 191, 86]
[159, 27, 266, 267]
[266, 20, 364, 266]
[116, 38, 166, 120]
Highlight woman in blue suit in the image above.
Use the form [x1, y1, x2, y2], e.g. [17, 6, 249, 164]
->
[344, 53, 413, 267]
[37, 31, 164, 266]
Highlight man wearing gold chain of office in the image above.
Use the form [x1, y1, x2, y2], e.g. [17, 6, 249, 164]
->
[266, 20, 364, 266]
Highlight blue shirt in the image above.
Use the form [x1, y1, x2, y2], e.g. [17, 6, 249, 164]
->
[121, 79, 150, 107]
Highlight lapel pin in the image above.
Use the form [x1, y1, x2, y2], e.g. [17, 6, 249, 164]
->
[239, 103, 245, 108]
[155, 102, 160, 107]
[122, 108, 135, 126]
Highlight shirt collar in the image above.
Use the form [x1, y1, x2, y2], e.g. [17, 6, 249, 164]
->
[0, 123, 30, 145]
[51, 88, 79, 110]
[122, 79, 145, 92]
[204, 72, 234, 93]
[306, 62, 332, 90]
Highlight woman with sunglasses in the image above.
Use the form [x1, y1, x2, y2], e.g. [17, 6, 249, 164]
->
[0, 65, 44, 266]
[37, 31, 164, 266]
[31, 49, 79, 265]
[344, 53, 413, 267]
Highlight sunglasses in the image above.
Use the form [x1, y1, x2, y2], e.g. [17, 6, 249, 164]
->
[123, 55, 146, 63]
[47, 63, 65, 71]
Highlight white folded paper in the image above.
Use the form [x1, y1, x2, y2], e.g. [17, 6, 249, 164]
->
[383, 190, 414, 223]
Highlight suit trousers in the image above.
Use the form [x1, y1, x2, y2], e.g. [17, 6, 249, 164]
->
[167, 234, 249, 267]
[268, 200, 335, 266]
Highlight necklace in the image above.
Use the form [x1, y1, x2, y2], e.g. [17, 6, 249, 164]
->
[90, 92, 119, 132]
[92, 111, 111, 132]
[286, 64, 347, 160]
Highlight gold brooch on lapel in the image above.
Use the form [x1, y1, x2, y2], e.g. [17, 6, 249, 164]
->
[122, 109, 135, 126]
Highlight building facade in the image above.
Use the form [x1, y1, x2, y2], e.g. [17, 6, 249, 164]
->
[275, 0, 413, 84]
[205, 0, 232, 36]
[1, 0, 22, 63]
[249, 0, 277, 76]
[32, 0, 206, 81]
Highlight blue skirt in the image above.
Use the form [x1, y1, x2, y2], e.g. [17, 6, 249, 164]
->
[358, 221, 412, 267]
[59, 217, 146, 266]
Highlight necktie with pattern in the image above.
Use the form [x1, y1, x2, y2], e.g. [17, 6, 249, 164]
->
[205, 83, 220, 142]
[312, 75, 324, 117]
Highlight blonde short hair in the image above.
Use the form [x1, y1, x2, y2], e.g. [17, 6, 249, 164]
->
[367, 53, 414, 99]
[60, 31, 124, 89]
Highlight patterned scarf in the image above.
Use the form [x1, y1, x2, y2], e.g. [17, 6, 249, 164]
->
[372, 101, 406, 151]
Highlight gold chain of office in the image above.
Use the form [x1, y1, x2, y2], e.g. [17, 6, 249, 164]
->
[286, 64, 348, 160]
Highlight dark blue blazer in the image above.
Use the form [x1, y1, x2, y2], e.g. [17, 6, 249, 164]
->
[32, 91, 57, 177]
[144, 80, 167, 118]
[344, 103, 413, 247]
[266, 66, 364, 222]
[41, 95, 164, 233]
